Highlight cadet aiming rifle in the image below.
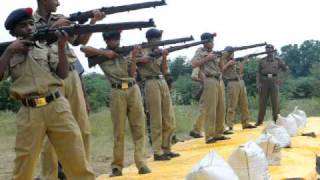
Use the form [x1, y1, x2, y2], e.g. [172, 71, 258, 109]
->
[0, 19, 155, 56]
[234, 50, 277, 61]
[214, 42, 267, 56]
[88, 35, 194, 67]
[149, 39, 211, 58]
[69, 0, 166, 24]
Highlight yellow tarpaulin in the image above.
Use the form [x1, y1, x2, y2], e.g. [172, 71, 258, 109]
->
[97, 117, 320, 180]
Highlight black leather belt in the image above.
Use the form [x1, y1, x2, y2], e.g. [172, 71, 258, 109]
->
[22, 91, 61, 108]
[262, 74, 277, 78]
[112, 81, 136, 89]
[206, 74, 220, 80]
[226, 78, 240, 82]
[145, 75, 164, 80]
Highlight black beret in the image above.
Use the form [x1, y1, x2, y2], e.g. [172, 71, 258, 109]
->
[200, 32, 217, 41]
[224, 46, 234, 52]
[146, 28, 162, 40]
[5, 7, 33, 30]
[266, 44, 274, 49]
[102, 31, 121, 40]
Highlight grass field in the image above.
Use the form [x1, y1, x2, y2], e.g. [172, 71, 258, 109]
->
[0, 98, 319, 179]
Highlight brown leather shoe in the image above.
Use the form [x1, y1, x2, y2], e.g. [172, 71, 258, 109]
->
[165, 151, 180, 158]
[243, 124, 257, 129]
[189, 131, 203, 138]
[109, 168, 122, 177]
[205, 137, 216, 144]
[214, 135, 231, 141]
[154, 153, 171, 161]
[138, 166, 151, 174]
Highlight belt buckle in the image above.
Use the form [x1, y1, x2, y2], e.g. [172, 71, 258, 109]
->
[121, 82, 129, 89]
[267, 74, 273, 78]
[158, 75, 163, 79]
[35, 97, 47, 107]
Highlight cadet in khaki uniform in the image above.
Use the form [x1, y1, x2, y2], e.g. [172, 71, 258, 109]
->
[0, 8, 95, 180]
[222, 47, 256, 132]
[256, 44, 288, 125]
[191, 33, 229, 144]
[137, 28, 180, 161]
[80, 31, 151, 177]
[34, 0, 105, 178]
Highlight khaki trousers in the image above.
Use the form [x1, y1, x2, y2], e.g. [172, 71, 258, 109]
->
[225, 80, 250, 127]
[12, 96, 94, 180]
[110, 85, 147, 170]
[145, 79, 176, 155]
[195, 78, 225, 141]
[41, 70, 90, 179]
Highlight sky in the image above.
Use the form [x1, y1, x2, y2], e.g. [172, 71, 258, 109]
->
[1, 0, 320, 74]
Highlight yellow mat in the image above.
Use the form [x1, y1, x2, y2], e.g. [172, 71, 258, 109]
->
[97, 117, 320, 180]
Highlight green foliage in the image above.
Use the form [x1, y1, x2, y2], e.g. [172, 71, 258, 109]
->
[172, 75, 199, 105]
[0, 80, 20, 112]
[82, 73, 111, 112]
[243, 59, 259, 97]
[169, 56, 192, 81]
[281, 40, 320, 77]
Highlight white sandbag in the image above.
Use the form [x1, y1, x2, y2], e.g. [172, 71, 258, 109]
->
[256, 133, 282, 165]
[276, 114, 299, 137]
[290, 106, 307, 128]
[264, 122, 291, 148]
[228, 141, 271, 180]
[186, 150, 239, 180]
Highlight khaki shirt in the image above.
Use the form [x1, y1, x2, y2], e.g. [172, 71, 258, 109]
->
[192, 47, 221, 78]
[33, 10, 78, 64]
[137, 48, 163, 79]
[258, 56, 287, 75]
[2, 44, 62, 100]
[222, 58, 241, 80]
[89, 49, 134, 84]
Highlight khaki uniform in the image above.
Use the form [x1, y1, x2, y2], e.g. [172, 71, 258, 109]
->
[90, 51, 147, 170]
[191, 47, 225, 141]
[257, 55, 288, 123]
[1, 45, 94, 180]
[33, 11, 91, 179]
[223, 59, 251, 128]
[137, 48, 176, 155]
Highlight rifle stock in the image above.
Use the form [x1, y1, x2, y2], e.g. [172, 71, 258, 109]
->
[149, 39, 210, 58]
[214, 42, 267, 56]
[87, 36, 194, 67]
[234, 50, 277, 61]
[0, 19, 155, 56]
[69, 0, 166, 24]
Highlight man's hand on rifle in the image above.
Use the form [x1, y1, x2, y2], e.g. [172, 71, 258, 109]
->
[90, 10, 106, 24]
[131, 46, 141, 61]
[162, 49, 169, 58]
[55, 30, 69, 46]
[51, 18, 73, 28]
[7, 39, 32, 55]
[206, 53, 217, 62]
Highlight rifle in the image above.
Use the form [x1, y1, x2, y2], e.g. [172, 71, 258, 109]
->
[69, 0, 166, 24]
[0, 19, 155, 56]
[87, 36, 194, 67]
[149, 39, 211, 58]
[234, 50, 277, 61]
[214, 42, 267, 56]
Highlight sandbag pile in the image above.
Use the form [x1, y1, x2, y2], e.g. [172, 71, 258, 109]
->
[228, 141, 271, 180]
[276, 114, 299, 137]
[263, 122, 291, 148]
[186, 150, 239, 180]
[289, 106, 307, 128]
[255, 133, 282, 165]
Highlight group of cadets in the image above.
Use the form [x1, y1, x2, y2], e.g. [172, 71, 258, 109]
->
[0, 0, 288, 179]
